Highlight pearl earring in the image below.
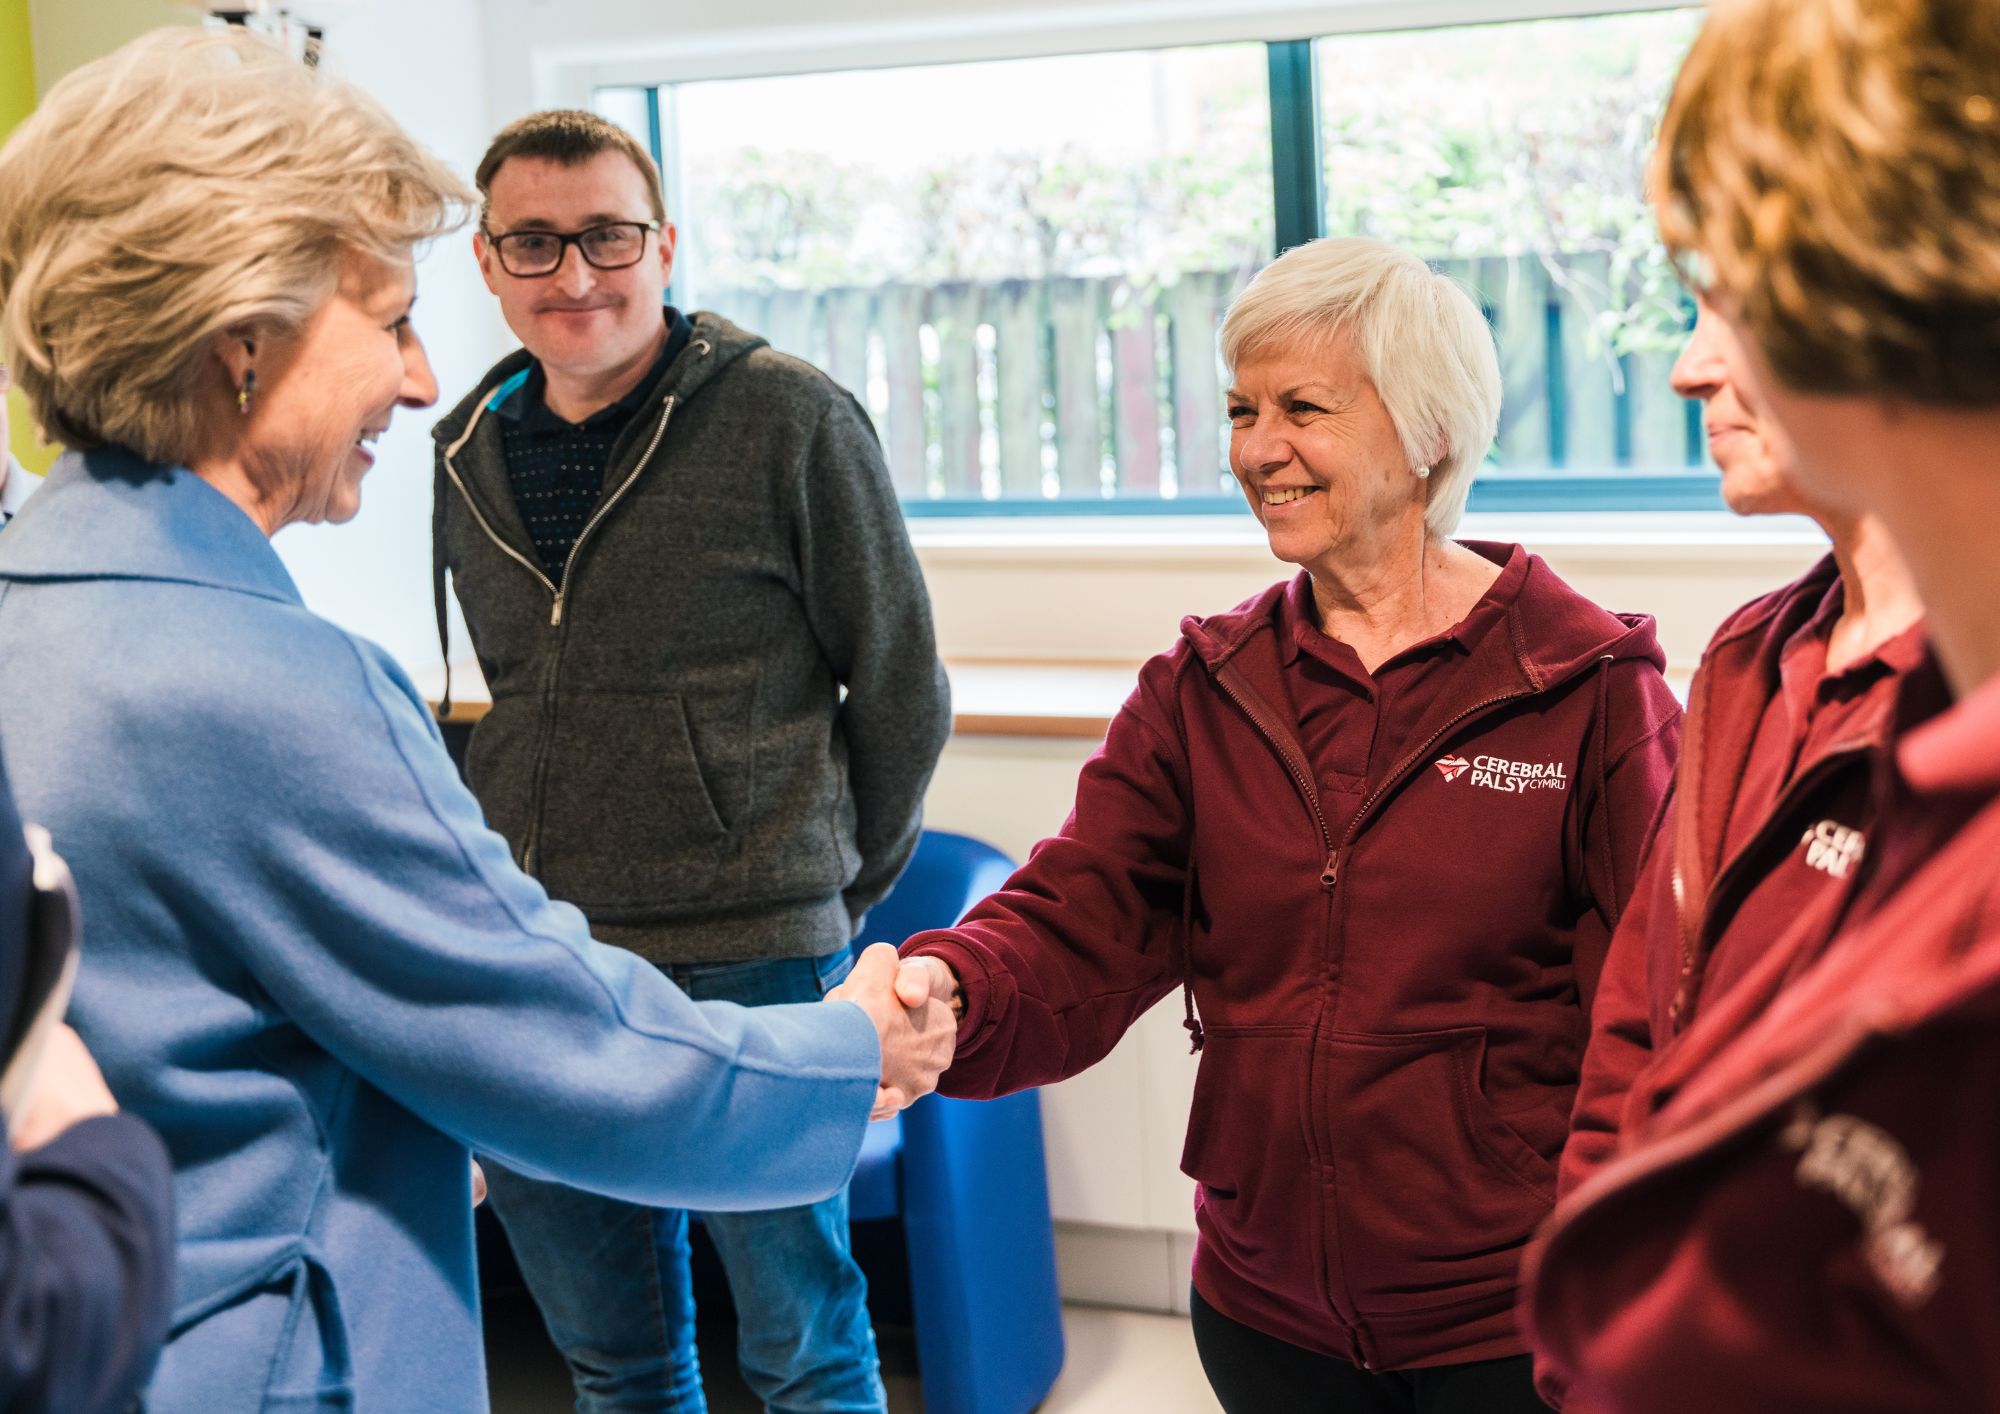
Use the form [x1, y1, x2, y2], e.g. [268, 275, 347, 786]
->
[1414, 464, 1432, 479]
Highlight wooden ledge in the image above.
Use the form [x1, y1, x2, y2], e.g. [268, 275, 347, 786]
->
[430, 659, 1137, 742]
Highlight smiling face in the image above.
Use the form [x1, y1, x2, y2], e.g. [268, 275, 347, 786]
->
[1670, 297, 1808, 518]
[1706, 300, 1910, 524]
[235, 249, 435, 530]
[475, 149, 676, 384]
[1227, 334, 1428, 576]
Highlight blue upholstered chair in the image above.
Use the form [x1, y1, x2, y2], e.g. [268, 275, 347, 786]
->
[850, 829, 1065, 1414]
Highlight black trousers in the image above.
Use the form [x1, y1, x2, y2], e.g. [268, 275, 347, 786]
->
[1190, 1288, 1552, 1414]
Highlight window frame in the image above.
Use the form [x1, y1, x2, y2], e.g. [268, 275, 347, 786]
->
[617, 9, 1721, 519]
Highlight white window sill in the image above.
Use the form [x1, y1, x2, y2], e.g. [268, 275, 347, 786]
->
[908, 510, 1830, 564]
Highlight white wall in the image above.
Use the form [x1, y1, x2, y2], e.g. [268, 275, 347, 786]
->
[268, 1, 515, 668]
[520, 0, 1694, 90]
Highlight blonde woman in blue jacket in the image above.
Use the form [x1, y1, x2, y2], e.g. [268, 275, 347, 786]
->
[0, 30, 952, 1414]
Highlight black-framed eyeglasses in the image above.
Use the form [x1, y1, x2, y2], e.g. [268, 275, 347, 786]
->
[484, 220, 660, 277]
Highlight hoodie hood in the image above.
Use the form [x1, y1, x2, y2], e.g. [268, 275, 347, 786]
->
[1177, 541, 1668, 693]
[431, 311, 768, 450]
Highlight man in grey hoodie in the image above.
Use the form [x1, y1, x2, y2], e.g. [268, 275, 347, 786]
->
[432, 110, 951, 1414]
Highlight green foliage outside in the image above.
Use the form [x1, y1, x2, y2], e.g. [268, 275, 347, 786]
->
[680, 48, 1272, 294]
[651, 10, 1707, 491]
[680, 8, 1699, 371]
[1318, 9, 1704, 364]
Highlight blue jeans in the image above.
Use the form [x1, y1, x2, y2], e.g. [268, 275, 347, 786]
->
[485, 948, 885, 1414]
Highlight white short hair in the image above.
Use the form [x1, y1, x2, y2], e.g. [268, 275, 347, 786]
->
[1220, 238, 1502, 536]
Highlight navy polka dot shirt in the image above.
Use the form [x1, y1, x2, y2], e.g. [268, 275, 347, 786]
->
[494, 309, 693, 581]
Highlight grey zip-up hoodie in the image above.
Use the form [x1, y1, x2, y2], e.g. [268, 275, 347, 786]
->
[432, 313, 951, 964]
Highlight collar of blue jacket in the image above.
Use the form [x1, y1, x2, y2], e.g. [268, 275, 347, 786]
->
[0, 448, 299, 606]
[0, 455, 42, 526]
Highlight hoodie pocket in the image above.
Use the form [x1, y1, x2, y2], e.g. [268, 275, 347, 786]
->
[462, 694, 538, 857]
[536, 691, 729, 908]
[165, 1243, 354, 1412]
[1327, 1026, 1555, 1318]
[264, 1252, 356, 1410]
[1177, 1029, 1319, 1304]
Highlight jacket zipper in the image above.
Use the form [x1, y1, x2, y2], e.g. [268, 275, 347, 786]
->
[440, 429, 556, 601]
[517, 396, 679, 872]
[440, 387, 681, 875]
[1208, 664, 1542, 1361]
[1668, 736, 1874, 1025]
[547, 396, 677, 627]
[1208, 664, 1349, 1351]
[1337, 687, 1539, 874]
[1211, 671, 1339, 887]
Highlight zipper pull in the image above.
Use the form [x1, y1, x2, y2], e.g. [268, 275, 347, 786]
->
[550, 594, 564, 627]
[1319, 850, 1339, 891]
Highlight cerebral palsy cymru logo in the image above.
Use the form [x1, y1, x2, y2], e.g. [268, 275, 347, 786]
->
[1434, 754, 1569, 794]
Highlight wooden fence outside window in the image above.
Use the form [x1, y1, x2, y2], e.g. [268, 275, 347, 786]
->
[706, 252, 1702, 508]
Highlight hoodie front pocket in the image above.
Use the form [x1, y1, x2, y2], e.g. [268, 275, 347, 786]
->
[536, 691, 729, 908]
[264, 1252, 356, 1410]
[1326, 1026, 1556, 1318]
[163, 1242, 354, 1413]
[1177, 1029, 1320, 1303]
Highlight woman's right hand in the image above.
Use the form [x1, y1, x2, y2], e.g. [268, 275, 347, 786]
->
[894, 955, 964, 1020]
[10, 1024, 118, 1152]
[827, 944, 957, 1120]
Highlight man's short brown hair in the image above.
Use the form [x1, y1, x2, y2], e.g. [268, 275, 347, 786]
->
[1654, 0, 2000, 406]
[475, 109, 666, 226]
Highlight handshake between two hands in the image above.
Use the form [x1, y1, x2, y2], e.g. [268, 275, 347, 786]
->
[825, 943, 963, 1122]
[466, 944, 957, 1207]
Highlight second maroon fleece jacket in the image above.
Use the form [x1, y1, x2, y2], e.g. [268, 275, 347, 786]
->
[1560, 555, 1928, 1200]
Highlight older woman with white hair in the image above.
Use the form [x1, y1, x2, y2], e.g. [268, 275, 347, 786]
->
[0, 29, 950, 1414]
[896, 237, 1681, 1413]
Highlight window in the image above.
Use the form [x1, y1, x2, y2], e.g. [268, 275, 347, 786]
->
[602, 7, 1719, 517]
[1317, 9, 1711, 507]
[606, 44, 1271, 514]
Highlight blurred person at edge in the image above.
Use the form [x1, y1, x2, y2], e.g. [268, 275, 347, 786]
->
[435, 110, 950, 1414]
[896, 236, 1682, 1414]
[0, 29, 950, 1414]
[0, 746, 175, 1413]
[0, 364, 42, 527]
[1537, 299, 1928, 1409]
[1522, 2, 2000, 1410]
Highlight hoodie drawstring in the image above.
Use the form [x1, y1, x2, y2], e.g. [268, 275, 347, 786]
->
[1180, 859, 1203, 1054]
[432, 459, 453, 721]
[1589, 652, 1622, 930]
[1171, 695, 1204, 1054]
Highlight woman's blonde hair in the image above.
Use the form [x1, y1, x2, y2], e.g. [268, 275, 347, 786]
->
[1654, 0, 2000, 404]
[0, 27, 473, 465]
[1219, 237, 1501, 537]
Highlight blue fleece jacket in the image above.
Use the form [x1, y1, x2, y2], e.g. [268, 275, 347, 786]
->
[0, 449, 882, 1413]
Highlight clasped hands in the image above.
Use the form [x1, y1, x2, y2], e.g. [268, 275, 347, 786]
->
[825, 943, 965, 1122]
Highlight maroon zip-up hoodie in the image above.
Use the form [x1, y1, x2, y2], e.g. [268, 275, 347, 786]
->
[905, 543, 1680, 1370]
[1560, 556, 1927, 1201]
[1523, 665, 2000, 1414]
